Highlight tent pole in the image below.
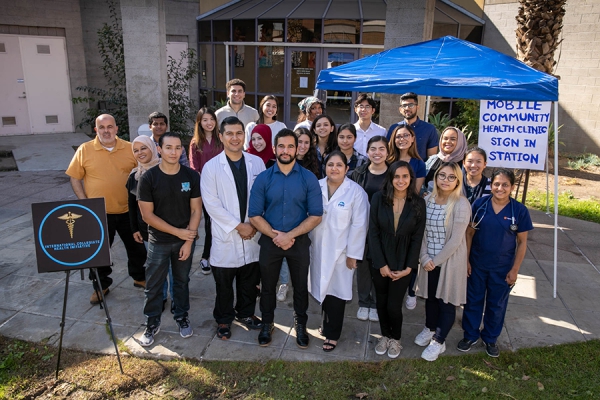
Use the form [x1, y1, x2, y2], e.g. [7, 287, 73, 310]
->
[546, 143, 550, 213]
[553, 101, 559, 299]
[425, 96, 431, 122]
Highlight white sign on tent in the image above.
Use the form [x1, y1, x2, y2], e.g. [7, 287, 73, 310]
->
[478, 100, 551, 171]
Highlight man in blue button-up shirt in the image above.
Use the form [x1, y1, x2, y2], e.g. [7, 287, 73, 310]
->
[249, 129, 323, 348]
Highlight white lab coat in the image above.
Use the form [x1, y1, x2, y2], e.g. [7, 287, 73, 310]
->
[200, 152, 266, 268]
[308, 177, 369, 303]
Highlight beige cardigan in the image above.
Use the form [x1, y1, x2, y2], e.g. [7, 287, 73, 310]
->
[414, 195, 471, 306]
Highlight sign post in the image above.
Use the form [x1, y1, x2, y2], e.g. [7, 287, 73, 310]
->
[31, 198, 123, 377]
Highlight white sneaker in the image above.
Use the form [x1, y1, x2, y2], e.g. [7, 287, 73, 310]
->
[368, 308, 379, 322]
[421, 339, 446, 361]
[387, 338, 402, 359]
[375, 336, 389, 355]
[356, 307, 369, 321]
[276, 284, 289, 302]
[405, 295, 417, 310]
[414, 327, 435, 347]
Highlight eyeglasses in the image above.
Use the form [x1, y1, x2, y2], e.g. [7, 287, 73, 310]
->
[395, 133, 411, 140]
[437, 173, 457, 182]
[357, 105, 372, 110]
[400, 103, 417, 109]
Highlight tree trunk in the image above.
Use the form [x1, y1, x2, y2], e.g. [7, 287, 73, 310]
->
[515, 0, 567, 77]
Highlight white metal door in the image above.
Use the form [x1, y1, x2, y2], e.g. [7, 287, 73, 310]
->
[0, 34, 31, 135]
[19, 36, 74, 133]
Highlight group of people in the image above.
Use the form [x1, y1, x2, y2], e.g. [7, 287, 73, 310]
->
[66, 79, 533, 361]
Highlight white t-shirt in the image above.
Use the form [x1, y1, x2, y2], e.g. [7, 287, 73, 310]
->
[245, 120, 288, 150]
[353, 121, 387, 156]
[293, 120, 312, 131]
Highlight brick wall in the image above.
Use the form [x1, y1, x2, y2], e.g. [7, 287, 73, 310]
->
[483, 0, 600, 154]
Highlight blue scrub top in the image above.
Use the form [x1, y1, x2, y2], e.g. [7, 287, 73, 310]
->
[470, 197, 533, 272]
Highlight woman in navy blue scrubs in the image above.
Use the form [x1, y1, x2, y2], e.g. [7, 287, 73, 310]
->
[458, 169, 533, 357]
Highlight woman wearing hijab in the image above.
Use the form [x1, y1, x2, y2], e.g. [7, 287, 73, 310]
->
[126, 135, 161, 245]
[248, 124, 275, 166]
[294, 96, 325, 131]
[422, 126, 467, 195]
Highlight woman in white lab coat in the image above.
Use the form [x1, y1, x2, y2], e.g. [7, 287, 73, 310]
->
[309, 150, 369, 352]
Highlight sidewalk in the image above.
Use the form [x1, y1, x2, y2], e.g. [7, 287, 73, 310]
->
[0, 133, 598, 362]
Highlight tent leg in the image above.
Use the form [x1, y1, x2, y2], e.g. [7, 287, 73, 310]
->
[425, 96, 431, 122]
[553, 101, 559, 299]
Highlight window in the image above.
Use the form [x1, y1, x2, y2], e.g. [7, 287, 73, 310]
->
[36, 44, 50, 54]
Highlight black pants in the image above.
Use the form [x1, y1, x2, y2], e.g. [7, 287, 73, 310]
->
[259, 234, 310, 325]
[212, 262, 260, 324]
[90, 212, 147, 290]
[425, 266, 456, 344]
[370, 265, 411, 340]
[322, 295, 346, 341]
[201, 205, 212, 260]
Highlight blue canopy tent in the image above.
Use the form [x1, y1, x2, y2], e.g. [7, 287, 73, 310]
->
[316, 35, 558, 101]
[316, 35, 561, 296]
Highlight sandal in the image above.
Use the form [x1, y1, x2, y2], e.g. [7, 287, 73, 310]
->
[322, 339, 337, 352]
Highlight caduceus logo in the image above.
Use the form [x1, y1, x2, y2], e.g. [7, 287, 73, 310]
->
[57, 211, 82, 239]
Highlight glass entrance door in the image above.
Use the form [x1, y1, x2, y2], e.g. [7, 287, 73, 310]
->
[285, 48, 318, 128]
[322, 50, 358, 125]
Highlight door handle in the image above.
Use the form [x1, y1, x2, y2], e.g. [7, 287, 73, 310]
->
[18, 92, 26, 99]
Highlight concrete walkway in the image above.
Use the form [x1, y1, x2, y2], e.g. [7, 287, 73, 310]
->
[0, 133, 598, 362]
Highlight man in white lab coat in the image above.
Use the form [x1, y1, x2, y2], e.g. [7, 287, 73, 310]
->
[201, 116, 266, 340]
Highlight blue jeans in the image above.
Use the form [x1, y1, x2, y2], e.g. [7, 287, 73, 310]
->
[279, 258, 289, 285]
[144, 241, 174, 302]
[143, 240, 194, 326]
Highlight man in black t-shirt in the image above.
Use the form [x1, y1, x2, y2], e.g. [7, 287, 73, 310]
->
[137, 132, 202, 347]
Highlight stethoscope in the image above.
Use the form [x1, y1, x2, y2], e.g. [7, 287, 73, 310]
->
[471, 196, 518, 233]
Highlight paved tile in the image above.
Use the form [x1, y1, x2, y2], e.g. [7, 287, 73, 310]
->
[79, 287, 146, 327]
[0, 308, 17, 326]
[568, 310, 600, 340]
[21, 279, 95, 319]
[59, 320, 138, 355]
[504, 304, 585, 350]
[0, 312, 74, 344]
[508, 276, 564, 308]
[0, 274, 62, 311]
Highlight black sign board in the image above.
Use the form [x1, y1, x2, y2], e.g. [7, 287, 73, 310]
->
[32, 198, 111, 273]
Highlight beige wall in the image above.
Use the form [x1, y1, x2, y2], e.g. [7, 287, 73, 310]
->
[483, 0, 600, 154]
[200, 0, 228, 15]
[452, 0, 485, 18]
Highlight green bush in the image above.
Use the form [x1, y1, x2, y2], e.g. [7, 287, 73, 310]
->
[454, 99, 480, 145]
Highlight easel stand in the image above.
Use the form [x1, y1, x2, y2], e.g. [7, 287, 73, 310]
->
[55, 268, 124, 378]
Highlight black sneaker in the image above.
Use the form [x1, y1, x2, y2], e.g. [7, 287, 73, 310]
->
[217, 323, 231, 340]
[235, 315, 264, 330]
[139, 324, 160, 347]
[485, 341, 500, 358]
[258, 323, 274, 346]
[176, 317, 193, 338]
[457, 338, 479, 352]
[295, 323, 309, 349]
[200, 259, 211, 275]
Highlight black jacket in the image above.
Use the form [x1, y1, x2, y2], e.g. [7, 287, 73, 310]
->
[368, 191, 426, 271]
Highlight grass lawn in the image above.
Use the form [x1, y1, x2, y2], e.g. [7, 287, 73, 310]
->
[1, 335, 599, 399]
[525, 189, 600, 224]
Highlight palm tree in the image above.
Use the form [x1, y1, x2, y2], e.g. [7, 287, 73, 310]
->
[515, 0, 567, 76]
